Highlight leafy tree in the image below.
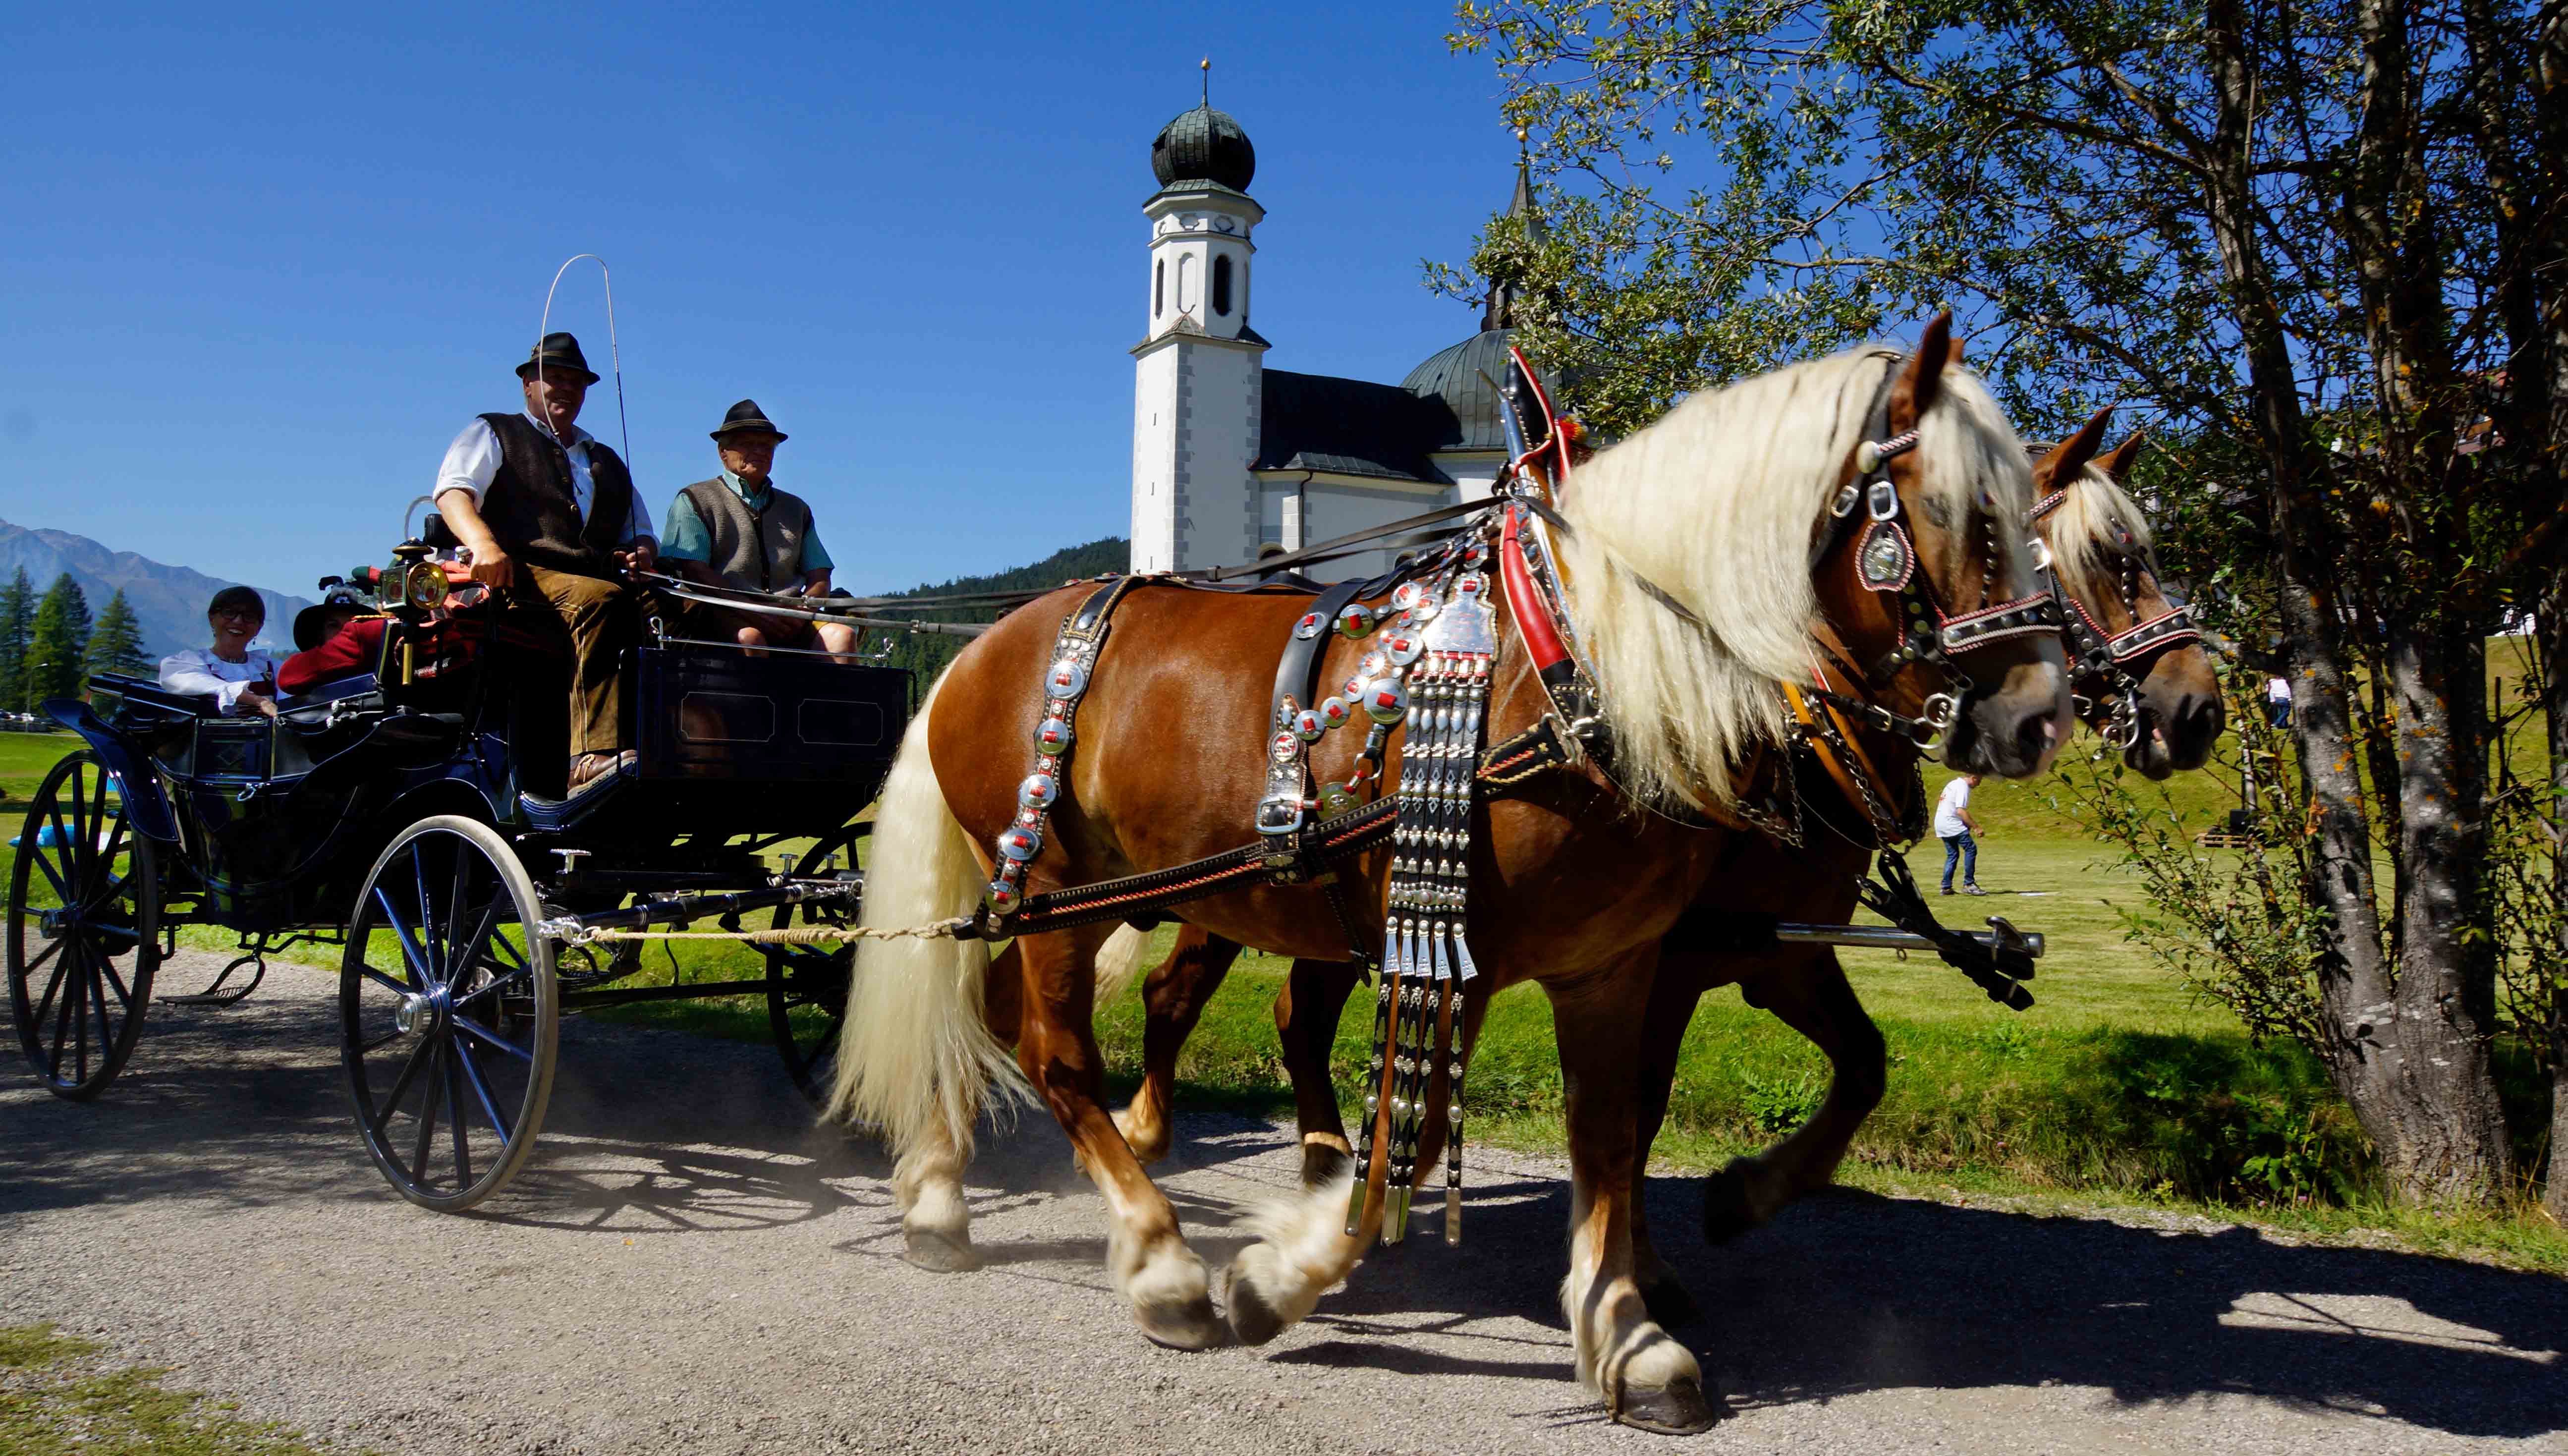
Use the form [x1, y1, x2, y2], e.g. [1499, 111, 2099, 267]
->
[22, 575, 90, 709]
[1447, 0, 2565, 1207]
[82, 589, 151, 682]
[0, 568, 33, 711]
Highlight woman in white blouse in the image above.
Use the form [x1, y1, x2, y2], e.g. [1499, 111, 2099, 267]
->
[158, 585, 280, 717]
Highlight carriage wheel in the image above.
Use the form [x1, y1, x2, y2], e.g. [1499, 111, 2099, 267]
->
[6, 751, 162, 1100]
[339, 815, 557, 1212]
[762, 821, 869, 1103]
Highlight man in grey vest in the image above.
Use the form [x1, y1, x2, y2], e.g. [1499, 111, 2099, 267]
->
[432, 332, 658, 793]
[661, 400, 859, 659]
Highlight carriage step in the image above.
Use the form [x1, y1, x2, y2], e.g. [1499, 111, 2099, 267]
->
[160, 954, 265, 1007]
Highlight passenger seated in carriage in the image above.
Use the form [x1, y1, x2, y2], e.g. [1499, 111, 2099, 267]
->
[158, 585, 281, 717]
[426, 332, 658, 794]
[661, 399, 861, 661]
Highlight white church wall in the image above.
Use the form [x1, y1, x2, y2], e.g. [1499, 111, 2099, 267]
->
[1296, 476, 1457, 582]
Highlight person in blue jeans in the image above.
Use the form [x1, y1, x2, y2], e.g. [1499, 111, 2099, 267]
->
[1934, 772, 1986, 895]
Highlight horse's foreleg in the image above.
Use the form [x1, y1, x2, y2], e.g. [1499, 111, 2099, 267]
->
[1015, 925, 1224, 1350]
[1628, 953, 1711, 1328]
[1113, 926, 1242, 1163]
[1549, 950, 1720, 1435]
[1279, 958, 1364, 1186]
[1220, 959, 1398, 1347]
[1704, 951, 1887, 1243]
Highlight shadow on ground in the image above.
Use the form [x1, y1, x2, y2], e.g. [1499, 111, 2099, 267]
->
[4, 957, 2562, 1444]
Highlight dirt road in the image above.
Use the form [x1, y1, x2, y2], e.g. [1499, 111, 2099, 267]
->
[3, 952, 2562, 1454]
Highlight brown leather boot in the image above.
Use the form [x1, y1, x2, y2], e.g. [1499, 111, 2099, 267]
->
[568, 750, 635, 792]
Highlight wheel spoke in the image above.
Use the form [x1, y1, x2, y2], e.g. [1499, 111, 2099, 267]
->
[44, 942, 80, 1077]
[452, 1039, 514, 1142]
[447, 896, 505, 993]
[26, 843, 71, 904]
[359, 965, 415, 999]
[450, 1014, 533, 1062]
[25, 937, 68, 1008]
[374, 887, 435, 984]
[96, 957, 134, 1013]
[485, 931, 529, 973]
[452, 965, 531, 1008]
[444, 844, 475, 985]
[85, 813, 129, 902]
[411, 844, 443, 987]
[87, 948, 116, 1059]
[358, 1026, 409, 1053]
[409, 1038, 446, 1186]
[445, 1042, 472, 1187]
[375, 1032, 437, 1127]
[70, 946, 90, 1084]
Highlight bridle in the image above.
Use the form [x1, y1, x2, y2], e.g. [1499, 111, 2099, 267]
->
[1796, 358, 2062, 754]
[1488, 348, 2057, 846]
[2023, 482, 2201, 751]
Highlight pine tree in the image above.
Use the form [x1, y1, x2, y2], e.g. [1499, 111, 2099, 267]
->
[82, 590, 151, 682]
[23, 576, 88, 709]
[0, 568, 35, 710]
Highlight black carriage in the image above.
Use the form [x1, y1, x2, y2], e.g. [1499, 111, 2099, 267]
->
[6, 538, 908, 1210]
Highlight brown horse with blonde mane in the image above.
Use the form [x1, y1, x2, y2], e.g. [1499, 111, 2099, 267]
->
[827, 318, 2069, 1433]
[1107, 406, 2224, 1333]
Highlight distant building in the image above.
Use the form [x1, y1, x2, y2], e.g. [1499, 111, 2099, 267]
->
[1128, 98, 1539, 579]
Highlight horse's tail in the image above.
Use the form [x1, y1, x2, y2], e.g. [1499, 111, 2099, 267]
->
[826, 672, 1029, 1153]
[1092, 923, 1153, 1009]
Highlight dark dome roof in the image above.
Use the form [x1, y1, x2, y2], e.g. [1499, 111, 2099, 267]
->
[1151, 104, 1256, 192]
[1401, 329, 1525, 453]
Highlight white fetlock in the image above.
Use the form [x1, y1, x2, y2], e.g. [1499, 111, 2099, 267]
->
[1226, 1165, 1363, 1344]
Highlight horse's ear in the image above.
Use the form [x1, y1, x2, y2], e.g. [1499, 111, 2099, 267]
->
[2034, 406, 2115, 489]
[2096, 429, 2146, 482]
[1892, 309, 1956, 426]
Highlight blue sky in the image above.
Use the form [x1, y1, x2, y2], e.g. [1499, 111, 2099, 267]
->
[1, 2, 1523, 598]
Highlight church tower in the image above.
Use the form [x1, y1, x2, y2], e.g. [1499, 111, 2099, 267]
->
[1130, 77, 1267, 573]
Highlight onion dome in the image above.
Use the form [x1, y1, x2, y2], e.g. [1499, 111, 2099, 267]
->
[1151, 104, 1256, 192]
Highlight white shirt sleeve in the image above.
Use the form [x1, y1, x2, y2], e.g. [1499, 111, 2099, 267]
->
[158, 649, 275, 714]
[625, 488, 655, 545]
[434, 418, 503, 507]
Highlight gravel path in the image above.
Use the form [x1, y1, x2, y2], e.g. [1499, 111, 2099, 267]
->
[4, 951, 2564, 1455]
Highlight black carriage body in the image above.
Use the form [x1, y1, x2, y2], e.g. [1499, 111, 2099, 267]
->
[58, 626, 907, 933]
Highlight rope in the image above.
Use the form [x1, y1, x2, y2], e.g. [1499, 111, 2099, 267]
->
[562, 918, 971, 947]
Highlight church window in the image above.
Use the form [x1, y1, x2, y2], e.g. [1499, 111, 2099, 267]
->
[1177, 254, 1194, 313]
[1154, 260, 1164, 318]
[1212, 255, 1232, 316]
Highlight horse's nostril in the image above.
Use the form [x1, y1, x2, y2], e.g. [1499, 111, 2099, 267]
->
[2012, 711, 2054, 768]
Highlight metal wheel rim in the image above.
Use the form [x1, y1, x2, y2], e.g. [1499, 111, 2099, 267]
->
[339, 815, 557, 1212]
[764, 821, 866, 1102]
[6, 750, 161, 1099]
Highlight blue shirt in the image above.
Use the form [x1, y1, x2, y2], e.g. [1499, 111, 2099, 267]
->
[659, 471, 833, 572]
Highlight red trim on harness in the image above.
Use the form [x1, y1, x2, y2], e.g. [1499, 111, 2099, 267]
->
[1501, 504, 1571, 674]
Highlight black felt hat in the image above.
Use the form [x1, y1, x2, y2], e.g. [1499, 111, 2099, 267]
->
[515, 332, 601, 385]
[710, 398, 787, 442]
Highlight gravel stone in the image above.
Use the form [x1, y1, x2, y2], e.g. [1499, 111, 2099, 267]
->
[4, 952, 2563, 1454]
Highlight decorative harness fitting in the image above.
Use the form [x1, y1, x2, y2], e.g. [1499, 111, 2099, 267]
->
[2024, 486, 2201, 750]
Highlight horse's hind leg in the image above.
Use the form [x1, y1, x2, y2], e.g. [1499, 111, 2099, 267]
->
[1702, 951, 1887, 1243]
[1278, 958, 1363, 1186]
[1113, 926, 1242, 1163]
[1015, 924, 1224, 1349]
[1549, 949, 1719, 1434]
[1627, 953, 1711, 1327]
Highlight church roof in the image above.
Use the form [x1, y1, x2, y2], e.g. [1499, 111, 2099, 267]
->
[1400, 329, 1520, 455]
[1151, 104, 1256, 193]
[1256, 370, 1454, 485]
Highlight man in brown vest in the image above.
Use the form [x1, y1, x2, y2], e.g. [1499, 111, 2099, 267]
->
[661, 400, 859, 659]
[432, 333, 658, 792]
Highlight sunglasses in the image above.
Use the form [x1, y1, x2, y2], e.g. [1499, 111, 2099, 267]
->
[214, 608, 263, 622]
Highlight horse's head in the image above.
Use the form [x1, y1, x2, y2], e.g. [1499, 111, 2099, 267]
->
[2027, 412, 2222, 778]
[1813, 314, 2072, 780]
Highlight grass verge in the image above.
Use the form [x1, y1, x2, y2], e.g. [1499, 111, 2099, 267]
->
[0, 1324, 345, 1456]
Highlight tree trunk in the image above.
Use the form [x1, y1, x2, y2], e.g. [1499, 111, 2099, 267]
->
[2547, 591, 2568, 1224]
[2536, 0, 2568, 1231]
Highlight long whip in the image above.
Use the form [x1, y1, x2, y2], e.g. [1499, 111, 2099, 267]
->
[534, 254, 634, 481]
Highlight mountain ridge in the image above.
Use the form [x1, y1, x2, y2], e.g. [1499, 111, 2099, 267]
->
[0, 519, 313, 660]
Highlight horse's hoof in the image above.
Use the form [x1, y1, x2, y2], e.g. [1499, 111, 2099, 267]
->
[1222, 1263, 1288, 1346]
[1136, 1292, 1228, 1351]
[902, 1227, 981, 1273]
[1614, 1375, 1721, 1435]
[1639, 1272, 1702, 1329]
[1700, 1159, 1765, 1245]
[1298, 1142, 1351, 1190]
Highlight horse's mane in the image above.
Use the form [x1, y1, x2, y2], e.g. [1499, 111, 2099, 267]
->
[2038, 463, 2156, 610]
[1553, 345, 2032, 813]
